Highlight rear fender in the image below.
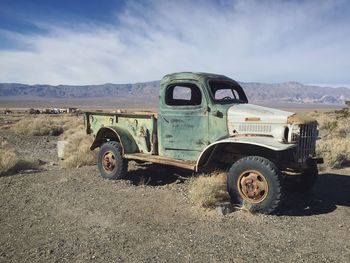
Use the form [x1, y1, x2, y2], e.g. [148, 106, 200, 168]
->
[90, 126, 138, 154]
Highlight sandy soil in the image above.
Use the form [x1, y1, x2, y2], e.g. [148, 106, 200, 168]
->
[0, 120, 350, 263]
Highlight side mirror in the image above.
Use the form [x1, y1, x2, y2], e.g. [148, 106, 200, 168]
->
[213, 110, 223, 118]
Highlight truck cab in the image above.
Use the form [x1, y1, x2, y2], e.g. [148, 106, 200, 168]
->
[85, 72, 323, 214]
[158, 72, 247, 161]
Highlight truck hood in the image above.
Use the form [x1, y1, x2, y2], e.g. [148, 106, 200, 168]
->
[227, 103, 294, 124]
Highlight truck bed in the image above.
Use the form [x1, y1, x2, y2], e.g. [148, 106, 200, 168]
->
[85, 111, 158, 155]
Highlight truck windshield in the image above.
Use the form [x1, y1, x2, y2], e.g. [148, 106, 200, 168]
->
[208, 80, 248, 104]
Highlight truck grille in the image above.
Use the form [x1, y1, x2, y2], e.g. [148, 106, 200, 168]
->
[295, 124, 318, 162]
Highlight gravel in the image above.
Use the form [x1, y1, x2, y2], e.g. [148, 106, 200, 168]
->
[0, 117, 349, 262]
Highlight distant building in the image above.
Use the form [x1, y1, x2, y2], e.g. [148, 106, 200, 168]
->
[67, 107, 79, 113]
[4, 108, 13, 114]
[29, 108, 40, 114]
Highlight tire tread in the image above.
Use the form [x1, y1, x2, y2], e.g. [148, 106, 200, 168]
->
[97, 141, 128, 179]
[227, 156, 284, 214]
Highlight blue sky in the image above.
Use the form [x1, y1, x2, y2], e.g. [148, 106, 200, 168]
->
[0, 0, 349, 86]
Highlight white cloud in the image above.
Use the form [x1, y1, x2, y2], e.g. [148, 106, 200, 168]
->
[0, 0, 349, 85]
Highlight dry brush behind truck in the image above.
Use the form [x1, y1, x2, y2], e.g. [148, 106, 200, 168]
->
[84, 72, 323, 214]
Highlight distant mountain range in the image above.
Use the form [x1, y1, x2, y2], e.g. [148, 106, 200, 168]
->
[0, 80, 349, 105]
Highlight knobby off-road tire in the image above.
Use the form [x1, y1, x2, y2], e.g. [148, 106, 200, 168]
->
[286, 164, 318, 193]
[227, 156, 285, 214]
[97, 141, 128, 180]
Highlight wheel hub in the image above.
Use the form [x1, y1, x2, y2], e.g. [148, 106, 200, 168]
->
[237, 170, 268, 203]
[102, 151, 117, 174]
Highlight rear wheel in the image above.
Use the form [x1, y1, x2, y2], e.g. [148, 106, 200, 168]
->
[97, 141, 128, 179]
[227, 156, 285, 214]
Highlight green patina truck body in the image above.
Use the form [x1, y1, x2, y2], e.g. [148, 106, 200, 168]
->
[85, 72, 323, 214]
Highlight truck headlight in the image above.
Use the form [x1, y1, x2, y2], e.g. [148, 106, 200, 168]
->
[290, 124, 300, 143]
[272, 126, 289, 143]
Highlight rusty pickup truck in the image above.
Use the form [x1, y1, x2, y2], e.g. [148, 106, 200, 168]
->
[84, 72, 323, 214]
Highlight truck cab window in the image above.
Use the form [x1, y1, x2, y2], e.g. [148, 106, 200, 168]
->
[165, 84, 202, 106]
[209, 80, 248, 104]
[214, 89, 239, 100]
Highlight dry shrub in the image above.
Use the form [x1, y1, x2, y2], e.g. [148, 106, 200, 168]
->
[60, 129, 97, 168]
[307, 109, 350, 169]
[61, 116, 82, 133]
[0, 139, 39, 175]
[11, 115, 80, 136]
[316, 138, 350, 169]
[319, 118, 350, 139]
[0, 140, 17, 174]
[310, 109, 350, 139]
[59, 124, 84, 141]
[335, 119, 350, 138]
[187, 171, 230, 208]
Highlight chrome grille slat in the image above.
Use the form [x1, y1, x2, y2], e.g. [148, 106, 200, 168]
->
[296, 124, 317, 162]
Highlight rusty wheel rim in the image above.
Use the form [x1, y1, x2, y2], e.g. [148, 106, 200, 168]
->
[237, 170, 269, 203]
[102, 151, 117, 174]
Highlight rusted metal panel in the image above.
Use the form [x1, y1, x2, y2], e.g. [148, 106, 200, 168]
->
[208, 104, 231, 143]
[157, 106, 209, 161]
[87, 112, 156, 154]
[157, 78, 210, 161]
[90, 126, 138, 154]
[287, 113, 318, 125]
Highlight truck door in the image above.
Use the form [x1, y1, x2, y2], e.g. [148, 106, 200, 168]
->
[158, 82, 209, 161]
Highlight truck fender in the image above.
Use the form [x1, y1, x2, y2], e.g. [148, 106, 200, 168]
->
[196, 137, 296, 172]
[90, 126, 139, 154]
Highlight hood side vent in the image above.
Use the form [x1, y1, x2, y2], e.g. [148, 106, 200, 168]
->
[238, 123, 272, 134]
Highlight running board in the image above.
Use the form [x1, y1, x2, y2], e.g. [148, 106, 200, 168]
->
[123, 153, 196, 171]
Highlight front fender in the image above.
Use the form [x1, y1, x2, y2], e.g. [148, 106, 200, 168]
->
[196, 136, 296, 171]
[90, 126, 138, 154]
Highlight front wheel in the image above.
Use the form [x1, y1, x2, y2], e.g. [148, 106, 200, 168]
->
[227, 156, 285, 214]
[97, 141, 128, 179]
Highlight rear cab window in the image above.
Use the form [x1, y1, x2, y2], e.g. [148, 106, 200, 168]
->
[165, 84, 202, 106]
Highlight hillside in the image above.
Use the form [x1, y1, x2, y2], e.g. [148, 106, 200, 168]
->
[1, 80, 349, 105]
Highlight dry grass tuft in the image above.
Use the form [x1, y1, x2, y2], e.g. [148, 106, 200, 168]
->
[0, 140, 18, 174]
[0, 139, 40, 175]
[11, 115, 80, 136]
[187, 171, 230, 208]
[60, 129, 97, 169]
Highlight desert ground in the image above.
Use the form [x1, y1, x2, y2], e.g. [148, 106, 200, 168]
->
[0, 110, 350, 263]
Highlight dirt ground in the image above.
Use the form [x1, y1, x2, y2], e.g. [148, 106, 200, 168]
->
[1, 121, 350, 263]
